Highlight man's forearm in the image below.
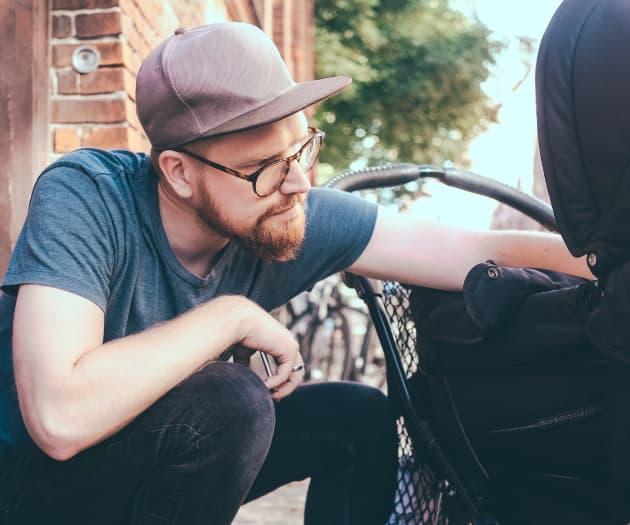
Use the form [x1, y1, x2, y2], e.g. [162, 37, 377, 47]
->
[486, 230, 593, 280]
[38, 297, 244, 459]
[349, 210, 593, 292]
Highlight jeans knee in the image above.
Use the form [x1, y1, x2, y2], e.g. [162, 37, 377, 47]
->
[100, 362, 275, 482]
[182, 362, 276, 460]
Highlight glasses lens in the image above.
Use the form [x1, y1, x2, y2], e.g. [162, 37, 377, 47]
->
[256, 160, 289, 196]
[298, 135, 322, 173]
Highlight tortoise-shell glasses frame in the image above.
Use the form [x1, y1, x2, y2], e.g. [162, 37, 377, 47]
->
[172, 126, 325, 197]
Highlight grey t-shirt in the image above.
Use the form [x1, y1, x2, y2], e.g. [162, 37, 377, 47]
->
[0, 148, 378, 454]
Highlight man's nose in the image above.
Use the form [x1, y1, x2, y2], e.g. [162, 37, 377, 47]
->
[279, 160, 312, 195]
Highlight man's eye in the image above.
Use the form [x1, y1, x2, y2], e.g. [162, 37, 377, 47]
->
[249, 158, 279, 169]
[240, 161, 265, 169]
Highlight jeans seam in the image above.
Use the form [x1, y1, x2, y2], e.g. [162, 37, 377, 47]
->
[107, 423, 203, 447]
[106, 423, 202, 472]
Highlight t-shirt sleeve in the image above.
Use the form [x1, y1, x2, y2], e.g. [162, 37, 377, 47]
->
[258, 187, 378, 310]
[1, 167, 117, 312]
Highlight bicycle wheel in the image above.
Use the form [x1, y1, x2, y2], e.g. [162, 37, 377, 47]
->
[303, 309, 353, 382]
[350, 320, 387, 390]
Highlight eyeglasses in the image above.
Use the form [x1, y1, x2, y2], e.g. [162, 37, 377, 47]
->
[173, 126, 325, 197]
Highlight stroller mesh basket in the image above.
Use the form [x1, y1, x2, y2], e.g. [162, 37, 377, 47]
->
[382, 281, 450, 525]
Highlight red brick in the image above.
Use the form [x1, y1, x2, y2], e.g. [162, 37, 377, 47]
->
[53, 41, 124, 68]
[122, 44, 141, 75]
[123, 67, 136, 100]
[119, 0, 144, 35]
[53, 128, 80, 153]
[80, 67, 125, 94]
[52, 97, 126, 124]
[127, 126, 149, 152]
[53, 0, 118, 9]
[123, 17, 150, 57]
[56, 69, 79, 94]
[125, 97, 142, 132]
[52, 15, 72, 38]
[76, 12, 122, 39]
[149, 0, 164, 17]
[82, 126, 128, 148]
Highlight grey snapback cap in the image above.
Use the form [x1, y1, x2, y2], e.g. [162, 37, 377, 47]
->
[136, 22, 351, 150]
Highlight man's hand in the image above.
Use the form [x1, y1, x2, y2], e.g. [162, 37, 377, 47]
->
[234, 301, 303, 398]
[233, 344, 305, 401]
[268, 352, 305, 401]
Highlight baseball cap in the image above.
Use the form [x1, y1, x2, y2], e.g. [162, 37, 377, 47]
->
[136, 22, 351, 151]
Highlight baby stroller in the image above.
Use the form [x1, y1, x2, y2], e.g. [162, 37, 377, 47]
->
[326, 0, 630, 522]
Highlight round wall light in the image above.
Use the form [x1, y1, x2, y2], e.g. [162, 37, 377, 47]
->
[71, 45, 101, 74]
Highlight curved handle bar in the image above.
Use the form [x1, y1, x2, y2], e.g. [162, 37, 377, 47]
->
[325, 164, 557, 232]
[325, 163, 420, 192]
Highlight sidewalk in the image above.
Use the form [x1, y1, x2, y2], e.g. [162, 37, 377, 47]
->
[233, 479, 309, 525]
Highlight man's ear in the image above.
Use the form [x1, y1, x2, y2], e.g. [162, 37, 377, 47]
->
[157, 150, 196, 199]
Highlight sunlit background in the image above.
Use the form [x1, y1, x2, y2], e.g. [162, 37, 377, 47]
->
[409, 0, 563, 229]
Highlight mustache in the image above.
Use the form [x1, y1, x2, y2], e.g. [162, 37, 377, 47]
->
[263, 195, 305, 218]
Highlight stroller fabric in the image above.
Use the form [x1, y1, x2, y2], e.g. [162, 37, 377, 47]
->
[408, 263, 606, 522]
[537, 0, 630, 277]
[411, 262, 599, 373]
[538, 1, 630, 520]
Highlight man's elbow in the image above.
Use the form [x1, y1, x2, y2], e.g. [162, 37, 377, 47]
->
[23, 404, 81, 461]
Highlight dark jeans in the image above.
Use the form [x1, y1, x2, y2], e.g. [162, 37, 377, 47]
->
[0, 362, 398, 524]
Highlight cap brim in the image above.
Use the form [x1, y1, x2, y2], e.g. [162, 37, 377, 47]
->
[205, 76, 351, 138]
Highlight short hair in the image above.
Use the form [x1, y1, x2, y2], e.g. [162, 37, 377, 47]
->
[149, 148, 163, 179]
[149, 137, 215, 179]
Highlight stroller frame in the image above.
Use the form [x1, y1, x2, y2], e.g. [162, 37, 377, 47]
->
[322, 0, 630, 519]
[326, 163, 562, 524]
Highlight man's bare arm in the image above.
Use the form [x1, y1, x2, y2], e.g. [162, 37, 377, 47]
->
[13, 285, 298, 461]
[349, 208, 593, 291]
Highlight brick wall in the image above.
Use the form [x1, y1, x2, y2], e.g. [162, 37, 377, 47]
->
[50, 0, 313, 157]
[50, 0, 228, 158]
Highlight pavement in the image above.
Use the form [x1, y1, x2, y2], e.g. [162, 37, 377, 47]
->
[233, 479, 309, 525]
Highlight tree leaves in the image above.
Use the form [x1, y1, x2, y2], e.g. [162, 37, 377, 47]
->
[314, 0, 501, 183]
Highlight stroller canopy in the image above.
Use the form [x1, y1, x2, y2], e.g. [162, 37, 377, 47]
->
[536, 0, 630, 277]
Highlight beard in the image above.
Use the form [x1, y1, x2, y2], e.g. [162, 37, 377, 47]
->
[195, 189, 307, 262]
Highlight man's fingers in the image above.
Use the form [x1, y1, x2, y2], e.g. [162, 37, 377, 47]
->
[237, 307, 300, 388]
[259, 341, 299, 389]
[263, 364, 291, 389]
[270, 377, 299, 401]
[267, 361, 305, 400]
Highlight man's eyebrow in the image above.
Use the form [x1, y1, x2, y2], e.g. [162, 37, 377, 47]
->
[236, 132, 310, 168]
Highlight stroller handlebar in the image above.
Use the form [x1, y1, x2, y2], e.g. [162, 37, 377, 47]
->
[325, 163, 558, 232]
[325, 163, 420, 192]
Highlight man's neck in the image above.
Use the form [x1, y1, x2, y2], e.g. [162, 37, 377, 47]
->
[156, 180, 229, 279]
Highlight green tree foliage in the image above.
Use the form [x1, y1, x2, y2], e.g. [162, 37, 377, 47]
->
[314, 0, 501, 181]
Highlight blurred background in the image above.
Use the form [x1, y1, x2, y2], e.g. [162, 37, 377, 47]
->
[0, 1, 564, 523]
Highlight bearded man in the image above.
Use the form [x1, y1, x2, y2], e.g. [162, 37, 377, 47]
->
[0, 22, 591, 525]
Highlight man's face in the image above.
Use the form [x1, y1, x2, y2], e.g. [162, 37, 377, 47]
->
[186, 112, 311, 261]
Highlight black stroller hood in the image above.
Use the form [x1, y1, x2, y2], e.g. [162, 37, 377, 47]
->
[536, 0, 630, 277]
